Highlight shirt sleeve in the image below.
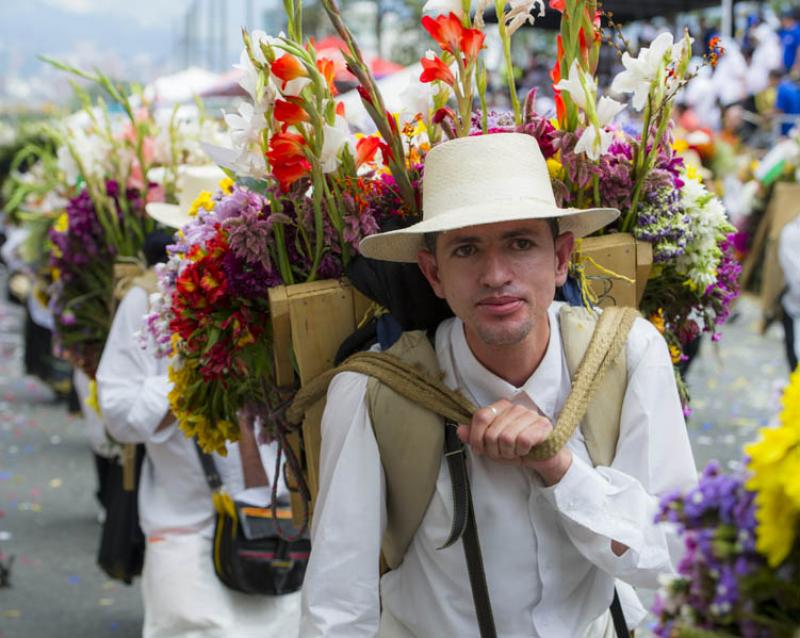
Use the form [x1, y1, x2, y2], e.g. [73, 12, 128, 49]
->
[780, 221, 800, 300]
[96, 287, 173, 444]
[541, 318, 697, 589]
[300, 371, 386, 638]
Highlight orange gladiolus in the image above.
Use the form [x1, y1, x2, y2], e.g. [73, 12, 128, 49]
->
[356, 136, 382, 166]
[274, 98, 309, 127]
[550, 0, 565, 12]
[554, 92, 566, 126]
[272, 159, 312, 191]
[421, 13, 464, 55]
[336, 101, 346, 117]
[316, 57, 337, 95]
[271, 54, 308, 86]
[420, 55, 455, 86]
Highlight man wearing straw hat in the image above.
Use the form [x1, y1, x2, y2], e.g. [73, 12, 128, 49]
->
[300, 133, 697, 638]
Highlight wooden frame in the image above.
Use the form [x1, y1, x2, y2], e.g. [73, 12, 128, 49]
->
[578, 233, 653, 308]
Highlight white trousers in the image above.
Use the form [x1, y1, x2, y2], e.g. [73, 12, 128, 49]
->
[142, 532, 301, 638]
[377, 607, 619, 638]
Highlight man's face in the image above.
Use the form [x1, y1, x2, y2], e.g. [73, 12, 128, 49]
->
[417, 219, 574, 348]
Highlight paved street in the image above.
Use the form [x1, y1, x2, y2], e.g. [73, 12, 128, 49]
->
[0, 280, 790, 638]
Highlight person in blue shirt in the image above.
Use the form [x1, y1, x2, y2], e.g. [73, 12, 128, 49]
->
[779, 9, 800, 72]
[774, 70, 800, 135]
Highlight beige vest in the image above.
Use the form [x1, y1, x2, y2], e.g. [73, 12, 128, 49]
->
[366, 306, 628, 570]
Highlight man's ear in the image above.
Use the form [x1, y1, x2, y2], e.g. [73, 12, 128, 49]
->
[417, 249, 446, 299]
[554, 231, 575, 287]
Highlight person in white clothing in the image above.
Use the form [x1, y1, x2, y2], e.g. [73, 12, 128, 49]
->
[96, 230, 301, 637]
[780, 216, 800, 371]
[300, 134, 697, 638]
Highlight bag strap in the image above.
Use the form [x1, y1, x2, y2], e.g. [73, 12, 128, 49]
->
[442, 420, 497, 638]
[193, 440, 223, 492]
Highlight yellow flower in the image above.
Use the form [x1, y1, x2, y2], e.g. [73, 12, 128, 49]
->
[51, 267, 61, 282]
[53, 212, 69, 233]
[672, 138, 689, 153]
[669, 344, 682, 365]
[746, 366, 800, 566]
[547, 158, 565, 181]
[189, 191, 215, 217]
[219, 177, 234, 194]
[649, 310, 666, 335]
[685, 164, 700, 181]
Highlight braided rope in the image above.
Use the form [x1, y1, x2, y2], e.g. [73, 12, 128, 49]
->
[287, 307, 638, 460]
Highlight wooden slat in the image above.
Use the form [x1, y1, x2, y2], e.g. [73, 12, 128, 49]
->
[267, 286, 293, 388]
[579, 233, 638, 308]
[635, 240, 653, 306]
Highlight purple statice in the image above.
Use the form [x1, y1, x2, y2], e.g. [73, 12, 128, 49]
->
[703, 234, 742, 333]
[219, 188, 278, 271]
[652, 461, 768, 637]
[634, 187, 693, 263]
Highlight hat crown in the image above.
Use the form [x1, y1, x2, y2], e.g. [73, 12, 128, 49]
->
[422, 133, 556, 224]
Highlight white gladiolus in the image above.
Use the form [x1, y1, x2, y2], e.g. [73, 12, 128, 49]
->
[553, 61, 596, 111]
[505, 0, 546, 36]
[573, 96, 624, 161]
[320, 116, 354, 173]
[422, 0, 463, 16]
[610, 31, 679, 111]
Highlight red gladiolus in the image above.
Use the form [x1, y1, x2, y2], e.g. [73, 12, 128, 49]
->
[357, 85, 374, 106]
[460, 28, 486, 63]
[550, 0, 565, 12]
[272, 159, 312, 191]
[421, 13, 464, 55]
[267, 131, 311, 191]
[420, 55, 455, 86]
[386, 111, 399, 137]
[336, 101, 346, 117]
[578, 27, 589, 67]
[271, 54, 308, 87]
[274, 98, 309, 127]
[554, 92, 566, 126]
[356, 136, 381, 166]
[316, 57, 337, 95]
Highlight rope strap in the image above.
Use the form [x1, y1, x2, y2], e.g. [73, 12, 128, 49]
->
[287, 307, 639, 461]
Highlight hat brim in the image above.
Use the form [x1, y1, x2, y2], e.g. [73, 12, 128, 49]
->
[359, 199, 620, 263]
[145, 202, 193, 230]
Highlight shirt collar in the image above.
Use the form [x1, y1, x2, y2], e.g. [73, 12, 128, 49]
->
[450, 304, 564, 421]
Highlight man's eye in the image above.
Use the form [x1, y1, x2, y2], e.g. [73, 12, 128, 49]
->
[452, 245, 476, 257]
[511, 238, 534, 250]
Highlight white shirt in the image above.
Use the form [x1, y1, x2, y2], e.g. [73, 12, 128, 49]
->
[301, 302, 697, 638]
[780, 218, 800, 363]
[96, 286, 286, 537]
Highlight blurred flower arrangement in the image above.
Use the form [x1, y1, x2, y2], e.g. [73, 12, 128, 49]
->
[653, 368, 800, 637]
[36, 59, 227, 376]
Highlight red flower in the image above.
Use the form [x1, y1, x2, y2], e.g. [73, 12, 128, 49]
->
[549, 0, 565, 12]
[271, 54, 307, 88]
[267, 131, 311, 191]
[316, 57, 338, 95]
[336, 101, 346, 117]
[274, 98, 309, 127]
[420, 55, 455, 86]
[421, 13, 464, 55]
[554, 92, 566, 126]
[356, 136, 381, 166]
[459, 28, 485, 63]
[356, 85, 374, 106]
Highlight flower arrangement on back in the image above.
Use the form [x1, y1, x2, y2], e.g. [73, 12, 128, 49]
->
[144, 0, 425, 453]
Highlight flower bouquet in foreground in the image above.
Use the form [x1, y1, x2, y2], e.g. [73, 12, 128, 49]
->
[653, 369, 800, 637]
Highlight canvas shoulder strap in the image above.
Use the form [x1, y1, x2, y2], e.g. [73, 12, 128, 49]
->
[365, 330, 445, 570]
[558, 305, 631, 467]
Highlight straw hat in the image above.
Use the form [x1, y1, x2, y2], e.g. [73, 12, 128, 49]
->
[145, 164, 227, 229]
[359, 133, 620, 263]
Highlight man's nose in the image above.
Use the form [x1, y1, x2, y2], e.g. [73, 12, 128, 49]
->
[479, 249, 513, 288]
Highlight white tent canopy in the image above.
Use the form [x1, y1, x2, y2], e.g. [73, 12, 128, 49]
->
[144, 67, 224, 105]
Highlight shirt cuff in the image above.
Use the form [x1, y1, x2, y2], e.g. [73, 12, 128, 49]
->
[126, 374, 172, 443]
[540, 452, 607, 511]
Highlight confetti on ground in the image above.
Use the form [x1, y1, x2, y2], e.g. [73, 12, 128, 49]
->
[48, 478, 62, 489]
[49, 435, 61, 445]
[0, 471, 11, 481]
[1, 609, 21, 619]
[67, 575, 80, 585]
[0, 531, 11, 541]
[98, 598, 114, 606]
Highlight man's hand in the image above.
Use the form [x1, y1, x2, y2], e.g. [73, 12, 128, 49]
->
[456, 399, 572, 486]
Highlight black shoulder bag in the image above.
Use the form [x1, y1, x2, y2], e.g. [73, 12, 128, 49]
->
[193, 441, 310, 596]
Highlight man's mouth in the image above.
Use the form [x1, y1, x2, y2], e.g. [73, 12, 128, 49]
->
[476, 296, 525, 316]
